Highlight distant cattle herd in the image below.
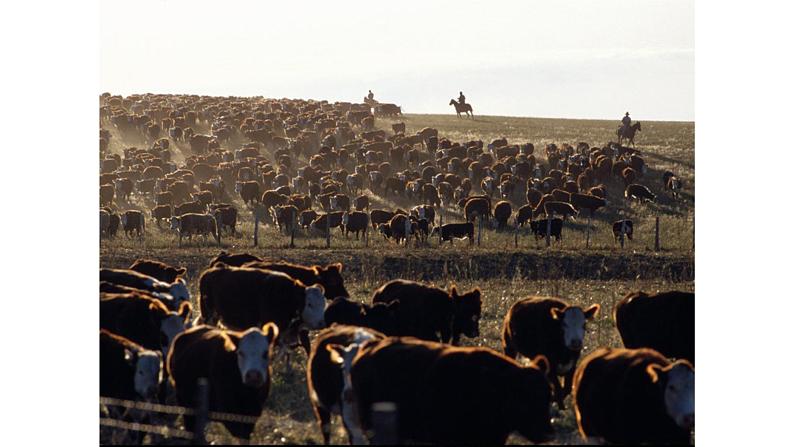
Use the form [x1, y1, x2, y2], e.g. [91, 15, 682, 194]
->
[99, 253, 694, 445]
[99, 93, 685, 248]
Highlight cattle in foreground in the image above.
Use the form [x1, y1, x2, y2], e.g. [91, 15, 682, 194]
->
[333, 337, 554, 445]
[307, 325, 385, 444]
[167, 324, 279, 440]
[198, 264, 325, 353]
[169, 213, 220, 246]
[502, 296, 600, 409]
[615, 291, 694, 364]
[573, 347, 694, 445]
[242, 261, 349, 300]
[430, 222, 474, 244]
[128, 259, 186, 283]
[100, 293, 191, 357]
[100, 329, 162, 402]
[100, 268, 190, 308]
[323, 297, 402, 335]
[372, 279, 481, 344]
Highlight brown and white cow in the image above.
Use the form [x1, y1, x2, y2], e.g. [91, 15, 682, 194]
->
[100, 268, 190, 308]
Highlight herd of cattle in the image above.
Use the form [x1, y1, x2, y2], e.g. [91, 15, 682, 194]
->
[99, 93, 685, 247]
[100, 253, 694, 445]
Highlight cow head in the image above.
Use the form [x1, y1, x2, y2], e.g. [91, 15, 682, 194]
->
[451, 286, 482, 339]
[168, 278, 190, 304]
[365, 300, 401, 335]
[158, 302, 190, 357]
[327, 337, 375, 446]
[302, 285, 326, 329]
[127, 348, 162, 400]
[647, 360, 695, 430]
[235, 323, 279, 388]
[169, 216, 180, 231]
[550, 304, 600, 352]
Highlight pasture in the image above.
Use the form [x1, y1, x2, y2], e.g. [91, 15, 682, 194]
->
[100, 101, 694, 444]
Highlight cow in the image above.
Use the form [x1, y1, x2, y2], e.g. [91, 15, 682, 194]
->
[493, 201, 512, 229]
[382, 214, 416, 245]
[236, 181, 261, 206]
[516, 204, 533, 227]
[241, 261, 349, 301]
[341, 211, 368, 240]
[430, 222, 474, 245]
[615, 291, 694, 364]
[369, 209, 394, 230]
[307, 326, 386, 444]
[372, 280, 481, 345]
[625, 183, 656, 203]
[330, 194, 351, 212]
[272, 205, 299, 235]
[128, 259, 186, 283]
[209, 251, 262, 268]
[119, 210, 145, 238]
[100, 329, 162, 403]
[502, 297, 600, 409]
[352, 195, 369, 211]
[211, 204, 238, 235]
[173, 200, 204, 217]
[543, 201, 578, 220]
[311, 212, 345, 235]
[391, 122, 406, 135]
[463, 197, 490, 223]
[570, 193, 606, 215]
[333, 337, 554, 445]
[151, 204, 171, 227]
[573, 348, 694, 445]
[197, 264, 326, 353]
[409, 205, 435, 227]
[167, 324, 279, 440]
[300, 209, 319, 229]
[100, 293, 191, 358]
[100, 268, 190, 310]
[530, 218, 563, 241]
[155, 191, 173, 206]
[612, 219, 634, 243]
[621, 166, 638, 186]
[169, 213, 220, 246]
[663, 171, 683, 198]
[114, 178, 134, 202]
[323, 298, 402, 335]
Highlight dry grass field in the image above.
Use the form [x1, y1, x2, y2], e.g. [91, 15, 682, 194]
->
[100, 112, 694, 444]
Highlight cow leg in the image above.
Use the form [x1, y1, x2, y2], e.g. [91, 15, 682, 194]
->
[315, 405, 333, 445]
[299, 329, 311, 356]
[553, 375, 566, 410]
[562, 369, 575, 406]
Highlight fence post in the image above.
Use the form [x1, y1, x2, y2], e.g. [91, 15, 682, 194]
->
[372, 402, 398, 445]
[692, 213, 695, 250]
[439, 213, 443, 247]
[546, 212, 553, 247]
[620, 219, 627, 249]
[194, 378, 209, 445]
[404, 216, 411, 247]
[514, 219, 518, 248]
[585, 210, 592, 248]
[253, 213, 259, 247]
[290, 213, 296, 248]
[326, 214, 331, 248]
[654, 216, 660, 251]
[477, 216, 482, 247]
[365, 221, 369, 247]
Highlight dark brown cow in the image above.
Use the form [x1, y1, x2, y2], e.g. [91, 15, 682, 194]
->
[353, 195, 369, 211]
[502, 296, 600, 409]
[209, 251, 263, 267]
[169, 213, 219, 246]
[129, 259, 186, 283]
[570, 193, 607, 215]
[341, 211, 368, 239]
[372, 280, 481, 345]
[369, 209, 394, 230]
[242, 261, 349, 301]
[612, 219, 634, 242]
[493, 200, 512, 229]
[306, 325, 386, 444]
[272, 204, 299, 234]
[573, 348, 694, 444]
[463, 197, 490, 223]
[167, 324, 279, 440]
[323, 298, 402, 335]
[100, 184, 114, 206]
[300, 209, 318, 228]
[334, 337, 554, 445]
[100, 267, 191, 309]
[100, 329, 163, 402]
[429, 222, 474, 245]
[151, 204, 171, 226]
[543, 201, 578, 220]
[121, 210, 145, 238]
[615, 291, 694, 364]
[211, 204, 238, 235]
[235, 181, 260, 206]
[530, 218, 563, 241]
[173, 200, 204, 216]
[516, 204, 533, 227]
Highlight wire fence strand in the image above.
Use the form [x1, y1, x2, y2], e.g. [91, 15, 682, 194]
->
[100, 396, 262, 425]
[99, 417, 193, 440]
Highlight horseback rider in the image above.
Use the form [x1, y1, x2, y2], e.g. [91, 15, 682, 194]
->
[458, 91, 466, 105]
[620, 112, 632, 136]
[367, 90, 374, 101]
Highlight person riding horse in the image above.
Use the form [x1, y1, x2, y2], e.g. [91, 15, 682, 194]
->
[458, 91, 466, 105]
[620, 112, 631, 136]
[367, 90, 374, 101]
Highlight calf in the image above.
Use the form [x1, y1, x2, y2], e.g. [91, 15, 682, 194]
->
[530, 218, 563, 241]
[167, 324, 279, 440]
[342, 211, 368, 239]
[169, 213, 219, 246]
[307, 326, 385, 444]
[502, 296, 600, 409]
[573, 348, 694, 444]
[625, 183, 656, 203]
[121, 210, 145, 238]
[242, 261, 349, 300]
[336, 337, 554, 445]
[612, 219, 634, 242]
[100, 268, 190, 308]
[430, 222, 474, 245]
[128, 259, 186, 283]
[614, 291, 694, 364]
[198, 264, 326, 353]
[100, 293, 191, 357]
[372, 279, 481, 345]
[100, 329, 162, 402]
[323, 297, 402, 335]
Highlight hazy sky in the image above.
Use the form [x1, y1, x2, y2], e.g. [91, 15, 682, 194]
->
[101, 0, 693, 121]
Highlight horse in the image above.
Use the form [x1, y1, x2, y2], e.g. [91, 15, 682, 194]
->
[617, 122, 641, 147]
[449, 99, 473, 118]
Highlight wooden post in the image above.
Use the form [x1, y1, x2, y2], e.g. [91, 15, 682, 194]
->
[365, 221, 369, 247]
[692, 213, 695, 250]
[326, 213, 331, 248]
[439, 213, 443, 247]
[586, 210, 592, 248]
[290, 213, 295, 248]
[477, 216, 482, 247]
[654, 216, 660, 251]
[620, 220, 627, 249]
[193, 378, 209, 445]
[253, 214, 259, 247]
[404, 216, 411, 247]
[514, 219, 518, 248]
[372, 402, 398, 445]
[546, 212, 553, 247]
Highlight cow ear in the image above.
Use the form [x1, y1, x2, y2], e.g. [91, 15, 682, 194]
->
[550, 307, 563, 320]
[646, 363, 665, 384]
[124, 349, 136, 364]
[262, 322, 279, 342]
[449, 285, 458, 298]
[327, 262, 343, 273]
[178, 301, 192, 322]
[584, 304, 600, 319]
[531, 355, 550, 376]
[326, 343, 346, 365]
[177, 267, 187, 276]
